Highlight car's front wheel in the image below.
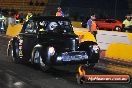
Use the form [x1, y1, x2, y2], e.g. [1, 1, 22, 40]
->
[33, 48, 50, 72]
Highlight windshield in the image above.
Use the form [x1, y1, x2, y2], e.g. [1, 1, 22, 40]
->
[38, 20, 73, 33]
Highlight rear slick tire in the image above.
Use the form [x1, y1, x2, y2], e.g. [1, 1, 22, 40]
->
[10, 47, 21, 64]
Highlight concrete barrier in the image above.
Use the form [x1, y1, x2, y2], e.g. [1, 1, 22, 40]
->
[72, 21, 82, 28]
[6, 24, 22, 37]
[74, 31, 96, 43]
[73, 28, 96, 43]
[105, 43, 132, 62]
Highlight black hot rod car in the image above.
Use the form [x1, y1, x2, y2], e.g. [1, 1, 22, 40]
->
[7, 16, 100, 71]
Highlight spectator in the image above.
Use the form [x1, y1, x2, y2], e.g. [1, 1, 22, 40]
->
[14, 12, 20, 23]
[0, 13, 6, 32]
[6, 12, 16, 25]
[26, 12, 33, 21]
[0, 13, 6, 20]
[5, 11, 16, 31]
[123, 15, 132, 32]
[87, 14, 97, 40]
[56, 7, 64, 17]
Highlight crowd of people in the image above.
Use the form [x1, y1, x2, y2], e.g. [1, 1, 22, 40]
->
[0, 10, 40, 33]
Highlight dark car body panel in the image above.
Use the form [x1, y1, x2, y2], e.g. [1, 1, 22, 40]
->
[7, 16, 100, 66]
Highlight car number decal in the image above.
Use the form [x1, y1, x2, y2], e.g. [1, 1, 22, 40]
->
[18, 39, 23, 57]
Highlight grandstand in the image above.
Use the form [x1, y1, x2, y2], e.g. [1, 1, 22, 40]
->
[0, 0, 130, 19]
[0, 0, 49, 15]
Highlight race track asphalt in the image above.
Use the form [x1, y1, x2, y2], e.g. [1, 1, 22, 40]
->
[0, 34, 131, 88]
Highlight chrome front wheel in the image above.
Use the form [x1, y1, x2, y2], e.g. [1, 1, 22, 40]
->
[34, 49, 49, 72]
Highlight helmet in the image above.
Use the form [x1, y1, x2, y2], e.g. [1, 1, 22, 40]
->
[48, 22, 58, 30]
[57, 7, 61, 10]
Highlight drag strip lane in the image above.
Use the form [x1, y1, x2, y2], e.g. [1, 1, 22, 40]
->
[0, 35, 131, 88]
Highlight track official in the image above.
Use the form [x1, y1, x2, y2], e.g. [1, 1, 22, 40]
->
[87, 14, 97, 40]
[56, 7, 64, 17]
[26, 12, 33, 21]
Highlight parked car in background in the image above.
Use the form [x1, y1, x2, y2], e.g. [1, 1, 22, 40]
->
[96, 19, 123, 31]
